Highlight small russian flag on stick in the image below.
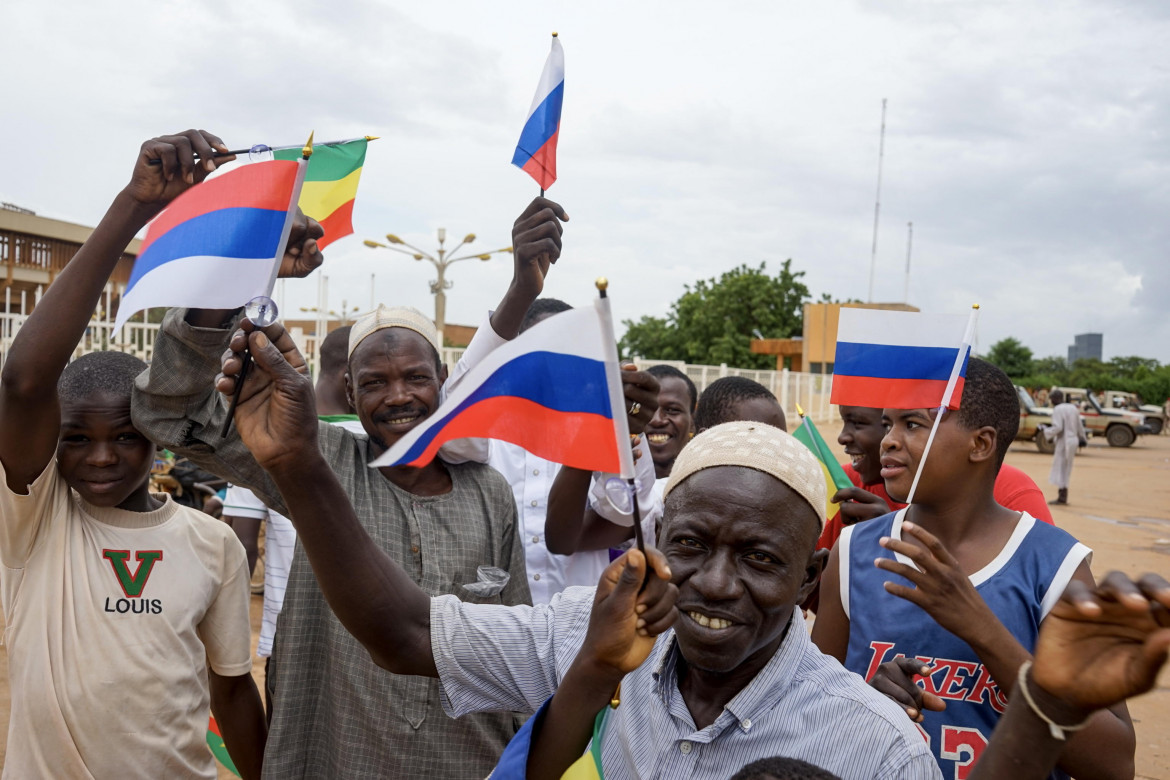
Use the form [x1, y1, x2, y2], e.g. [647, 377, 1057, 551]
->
[512, 33, 564, 194]
[830, 305, 980, 504]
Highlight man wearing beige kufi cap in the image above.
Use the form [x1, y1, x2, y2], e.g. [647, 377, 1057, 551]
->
[134, 196, 577, 778]
[221, 394, 941, 779]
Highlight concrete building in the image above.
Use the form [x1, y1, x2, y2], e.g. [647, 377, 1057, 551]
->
[0, 203, 140, 315]
[750, 301, 919, 373]
[1068, 332, 1103, 364]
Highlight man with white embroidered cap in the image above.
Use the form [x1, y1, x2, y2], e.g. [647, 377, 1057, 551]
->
[134, 301, 530, 778]
[207, 309, 944, 780]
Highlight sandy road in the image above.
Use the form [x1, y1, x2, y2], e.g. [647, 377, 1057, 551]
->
[2, 434, 1168, 777]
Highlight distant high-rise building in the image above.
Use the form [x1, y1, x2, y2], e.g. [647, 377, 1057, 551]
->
[1067, 332, 1103, 364]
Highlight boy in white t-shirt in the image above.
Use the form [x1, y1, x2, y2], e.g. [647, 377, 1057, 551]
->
[0, 130, 294, 778]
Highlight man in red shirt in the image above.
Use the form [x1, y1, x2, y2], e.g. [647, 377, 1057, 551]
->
[817, 405, 1053, 553]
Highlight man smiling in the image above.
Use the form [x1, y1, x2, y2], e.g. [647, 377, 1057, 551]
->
[212, 295, 943, 780]
[133, 197, 572, 778]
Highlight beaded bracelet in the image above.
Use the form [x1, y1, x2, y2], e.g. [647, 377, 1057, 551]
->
[1017, 660, 1091, 741]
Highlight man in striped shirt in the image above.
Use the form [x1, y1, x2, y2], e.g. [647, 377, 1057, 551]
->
[218, 317, 941, 779]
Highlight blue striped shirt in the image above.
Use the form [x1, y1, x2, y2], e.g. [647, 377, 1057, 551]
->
[432, 588, 941, 779]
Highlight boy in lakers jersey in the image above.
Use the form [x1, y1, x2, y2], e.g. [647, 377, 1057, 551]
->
[811, 359, 1134, 779]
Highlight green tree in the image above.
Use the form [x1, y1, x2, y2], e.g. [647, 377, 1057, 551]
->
[620, 314, 681, 362]
[620, 261, 811, 369]
[985, 337, 1034, 378]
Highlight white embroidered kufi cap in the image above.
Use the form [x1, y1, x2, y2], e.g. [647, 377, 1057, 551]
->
[348, 305, 439, 357]
[662, 420, 827, 529]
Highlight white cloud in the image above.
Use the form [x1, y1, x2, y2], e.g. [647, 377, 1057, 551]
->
[3, 0, 1167, 361]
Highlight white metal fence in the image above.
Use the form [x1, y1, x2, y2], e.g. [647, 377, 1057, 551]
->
[0, 312, 838, 426]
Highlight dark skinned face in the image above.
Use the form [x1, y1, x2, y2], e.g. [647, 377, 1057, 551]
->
[56, 392, 156, 510]
[646, 376, 694, 478]
[660, 466, 824, 676]
[345, 329, 448, 455]
[879, 407, 973, 504]
[837, 405, 885, 485]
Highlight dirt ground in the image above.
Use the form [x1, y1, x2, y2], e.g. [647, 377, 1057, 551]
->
[2, 435, 1169, 777]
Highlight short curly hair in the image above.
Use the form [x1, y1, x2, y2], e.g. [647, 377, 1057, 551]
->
[693, 376, 781, 431]
[647, 364, 698, 412]
[730, 756, 840, 780]
[956, 357, 1020, 469]
[58, 351, 147, 405]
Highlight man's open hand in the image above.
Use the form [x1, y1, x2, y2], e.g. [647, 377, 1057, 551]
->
[216, 320, 316, 471]
[1030, 571, 1170, 718]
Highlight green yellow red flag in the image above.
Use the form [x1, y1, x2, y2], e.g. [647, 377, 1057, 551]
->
[207, 715, 241, 777]
[273, 138, 370, 248]
[791, 405, 853, 520]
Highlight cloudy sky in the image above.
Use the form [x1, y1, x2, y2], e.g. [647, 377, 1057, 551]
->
[4, 0, 1168, 362]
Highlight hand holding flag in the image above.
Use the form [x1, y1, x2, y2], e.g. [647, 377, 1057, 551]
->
[124, 129, 236, 210]
[114, 134, 318, 331]
[829, 305, 979, 504]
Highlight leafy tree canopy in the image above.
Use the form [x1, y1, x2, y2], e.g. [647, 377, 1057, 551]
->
[985, 337, 1034, 378]
[620, 261, 810, 370]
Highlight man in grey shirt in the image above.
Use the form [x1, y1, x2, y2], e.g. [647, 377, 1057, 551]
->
[133, 198, 580, 779]
[206, 306, 942, 780]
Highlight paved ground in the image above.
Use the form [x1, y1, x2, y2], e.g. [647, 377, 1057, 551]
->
[2, 434, 1169, 777]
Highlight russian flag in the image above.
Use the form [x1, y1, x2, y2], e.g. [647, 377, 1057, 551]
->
[370, 297, 635, 478]
[512, 35, 564, 191]
[830, 308, 974, 411]
[114, 160, 303, 330]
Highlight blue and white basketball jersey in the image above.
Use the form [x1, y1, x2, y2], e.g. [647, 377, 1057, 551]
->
[841, 509, 1091, 780]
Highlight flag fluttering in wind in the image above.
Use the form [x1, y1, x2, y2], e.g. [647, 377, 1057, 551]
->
[512, 34, 564, 191]
[114, 159, 305, 330]
[791, 405, 854, 522]
[829, 308, 973, 411]
[370, 296, 634, 478]
[273, 138, 368, 248]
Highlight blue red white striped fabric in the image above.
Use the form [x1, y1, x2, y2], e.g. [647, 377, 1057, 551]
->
[370, 298, 635, 478]
[512, 36, 564, 191]
[114, 160, 301, 330]
[830, 308, 972, 410]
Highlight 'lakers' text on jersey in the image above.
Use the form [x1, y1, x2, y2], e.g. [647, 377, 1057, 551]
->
[840, 510, 1090, 780]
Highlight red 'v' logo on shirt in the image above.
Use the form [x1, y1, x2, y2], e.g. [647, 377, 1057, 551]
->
[102, 550, 164, 597]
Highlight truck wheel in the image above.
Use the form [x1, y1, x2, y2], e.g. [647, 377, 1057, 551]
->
[1106, 425, 1135, 447]
[1147, 417, 1163, 435]
[1034, 431, 1055, 454]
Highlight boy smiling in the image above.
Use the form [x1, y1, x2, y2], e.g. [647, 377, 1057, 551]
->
[0, 130, 289, 778]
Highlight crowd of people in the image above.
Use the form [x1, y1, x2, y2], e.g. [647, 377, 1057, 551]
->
[1, 129, 1167, 780]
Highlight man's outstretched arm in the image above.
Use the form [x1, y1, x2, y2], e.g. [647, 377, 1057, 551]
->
[972, 572, 1170, 780]
[217, 323, 437, 676]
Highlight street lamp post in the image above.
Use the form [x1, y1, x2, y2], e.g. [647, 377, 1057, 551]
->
[364, 228, 512, 346]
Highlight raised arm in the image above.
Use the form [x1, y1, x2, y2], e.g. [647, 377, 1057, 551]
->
[216, 321, 437, 675]
[972, 572, 1169, 780]
[0, 130, 231, 492]
[489, 197, 569, 340]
